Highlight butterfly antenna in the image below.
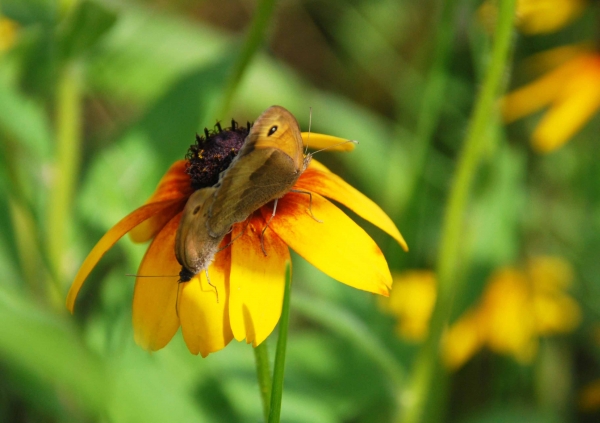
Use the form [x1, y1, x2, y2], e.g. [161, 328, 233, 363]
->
[126, 274, 180, 277]
[304, 106, 312, 156]
[205, 269, 219, 303]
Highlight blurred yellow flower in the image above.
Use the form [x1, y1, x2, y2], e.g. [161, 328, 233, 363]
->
[0, 17, 19, 52]
[478, 0, 586, 34]
[380, 270, 436, 342]
[502, 50, 600, 153]
[443, 256, 580, 370]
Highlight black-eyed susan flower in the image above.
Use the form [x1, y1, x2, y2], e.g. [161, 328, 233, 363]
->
[502, 49, 600, 153]
[443, 256, 581, 369]
[67, 119, 408, 357]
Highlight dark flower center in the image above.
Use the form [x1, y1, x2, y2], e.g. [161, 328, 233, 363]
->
[186, 120, 250, 190]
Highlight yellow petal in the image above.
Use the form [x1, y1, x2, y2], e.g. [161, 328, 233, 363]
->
[229, 214, 290, 346]
[301, 133, 355, 152]
[295, 167, 408, 251]
[130, 160, 194, 243]
[517, 0, 586, 35]
[132, 213, 182, 351]
[442, 309, 483, 370]
[66, 199, 182, 313]
[263, 192, 392, 296]
[179, 242, 233, 357]
[501, 57, 581, 123]
[532, 58, 600, 152]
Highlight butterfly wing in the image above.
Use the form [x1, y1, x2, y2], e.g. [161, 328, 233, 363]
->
[206, 148, 300, 237]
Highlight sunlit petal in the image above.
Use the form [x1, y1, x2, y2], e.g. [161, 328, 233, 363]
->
[229, 214, 290, 346]
[66, 199, 182, 312]
[129, 160, 194, 242]
[532, 60, 600, 152]
[263, 192, 392, 296]
[295, 167, 408, 251]
[179, 242, 233, 357]
[301, 133, 355, 152]
[501, 58, 580, 123]
[132, 213, 182, 351]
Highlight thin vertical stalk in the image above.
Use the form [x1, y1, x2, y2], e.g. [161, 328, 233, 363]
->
[216, 0, 277, 118]
[398, 1, 516, 423]
[47, 63, 82, 290]
[267, 263, 292, 423]
[254, 342, 272, 422]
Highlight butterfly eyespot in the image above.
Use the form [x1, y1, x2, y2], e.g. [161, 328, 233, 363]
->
[268, 125, 278, 136]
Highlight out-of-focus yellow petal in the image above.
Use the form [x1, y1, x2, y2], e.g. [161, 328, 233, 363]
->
[517, 0, 586, 35]
[532, 58, 600, 152]
[263, 192, 392, 296]
[295, 167, 408, 251]
[129, 160, 194, 242]
[132, 213, 182, 351]
[528, 255, 574, 291]
[301, 133, 356, 152]
[534, 294, 581, 334]
[443, 309, 484, 370]
[229, 214, 290, 346]
[502, 58, 580, 124]
[381, 270, 436, 342]
[480, 269, 537, 362]
[0, 18, 18, 52]
[66, 199, 182, 312]
[179, 241, 233, 357]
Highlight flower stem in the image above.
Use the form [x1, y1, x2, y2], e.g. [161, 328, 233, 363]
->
[47, 63, 82, 297]
[216, 0, 277, 118]
[254, 342, 272, 422]
[267, 263, 292, 423]
[398, 1, 516, 423]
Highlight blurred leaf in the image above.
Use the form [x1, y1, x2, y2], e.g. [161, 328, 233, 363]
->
[1, 0, 57, 25]
[57, 0, 117, 61]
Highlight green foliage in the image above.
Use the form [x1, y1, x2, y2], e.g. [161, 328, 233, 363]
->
[1, 0, 600, 422]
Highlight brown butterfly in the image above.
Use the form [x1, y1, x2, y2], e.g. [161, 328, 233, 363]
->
[175, 105, 317, 287]
[206, 105, 311, 238]
[175, 187, 221, 283]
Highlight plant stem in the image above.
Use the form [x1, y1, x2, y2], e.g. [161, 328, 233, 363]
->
[216, 0, 277, 118]
[398, 1, 516, 423]
[267, 263, 292, 423]
[47, 63, 82, 293]
[254, 342, 272, 422]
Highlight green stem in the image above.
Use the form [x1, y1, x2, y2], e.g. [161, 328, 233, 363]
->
[267, 263, 292, 423]
[394, 1, 455, 216]
[216, 0, 277, 118]
[47, 63, 82, 293]
[254, 342, 272, 422]
[398, 2, 516, 423]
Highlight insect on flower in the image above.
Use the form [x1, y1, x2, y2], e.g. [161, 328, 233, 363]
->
[67, 105, 408, 357]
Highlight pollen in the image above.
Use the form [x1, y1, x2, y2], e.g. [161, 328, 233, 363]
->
[186, 120, 250, 190]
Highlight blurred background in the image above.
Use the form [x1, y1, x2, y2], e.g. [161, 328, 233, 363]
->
[1, 0, 600, 422]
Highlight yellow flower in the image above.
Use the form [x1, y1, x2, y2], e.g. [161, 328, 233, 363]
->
[67, 123, 407, 357]
[380, 270, 436, 342]
[502, 49, 600, 153]
[478, 0, 586, 35]
[0, 17, 19, 52]
[443, 256, 580, 370]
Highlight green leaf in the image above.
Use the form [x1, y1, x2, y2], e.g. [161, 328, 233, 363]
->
[57, 0, 117, 61]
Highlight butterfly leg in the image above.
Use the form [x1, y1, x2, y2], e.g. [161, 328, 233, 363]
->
[260, 198, 279, 256]
[204, 268, 219, 303]
[175, 281, 184, 318]
[290, 189, 323, 223]
[217, 219, 250, 253]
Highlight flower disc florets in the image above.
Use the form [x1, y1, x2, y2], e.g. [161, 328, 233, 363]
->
[186, 120, 251, 190]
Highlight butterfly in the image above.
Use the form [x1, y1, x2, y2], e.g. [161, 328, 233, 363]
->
[175, 105, 310, 286]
